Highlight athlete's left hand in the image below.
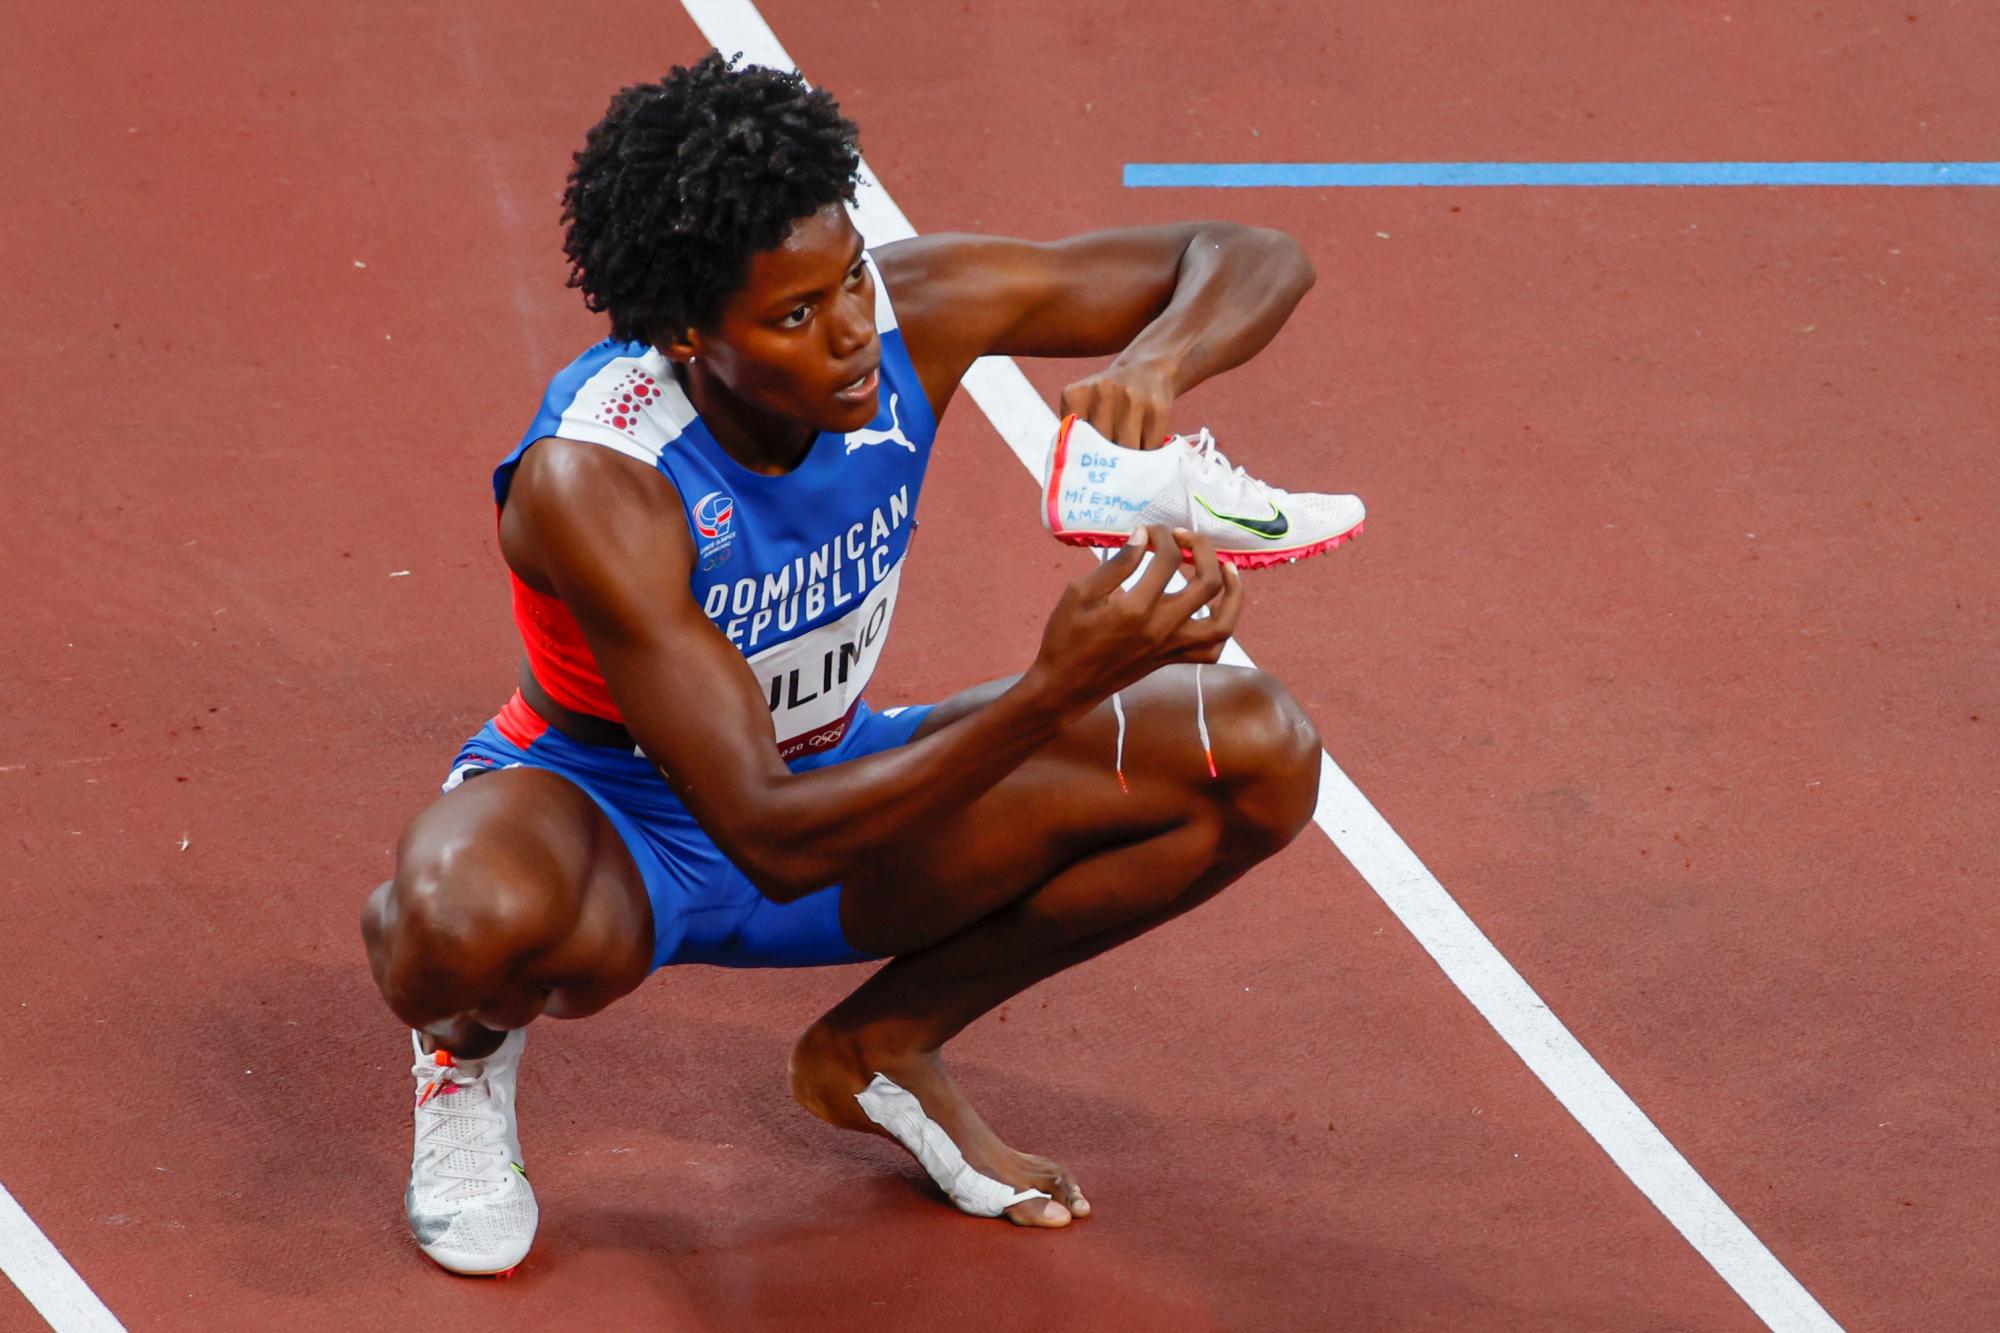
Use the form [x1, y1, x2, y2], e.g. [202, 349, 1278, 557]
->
[1059, 357, 1176, 450]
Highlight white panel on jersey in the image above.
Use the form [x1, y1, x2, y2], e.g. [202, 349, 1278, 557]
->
[748, 558, 904, 759]
[555, 348, 698, 466]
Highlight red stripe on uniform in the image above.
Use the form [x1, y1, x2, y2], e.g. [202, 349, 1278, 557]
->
[507, 570, 627, 722]
[493, 689, 550, 749]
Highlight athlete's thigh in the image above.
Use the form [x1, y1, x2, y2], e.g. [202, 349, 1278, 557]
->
[841, 664, 1235, 955]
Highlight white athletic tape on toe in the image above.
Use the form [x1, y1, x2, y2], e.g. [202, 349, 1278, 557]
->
[853, 1074, 1052, 1218]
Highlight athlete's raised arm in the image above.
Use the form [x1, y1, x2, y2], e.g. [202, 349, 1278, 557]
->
[875, 223, 1316, 448]
[503, 437, 1241, 905]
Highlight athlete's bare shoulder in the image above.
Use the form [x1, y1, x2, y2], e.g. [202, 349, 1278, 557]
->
[500, 434, 691, 600]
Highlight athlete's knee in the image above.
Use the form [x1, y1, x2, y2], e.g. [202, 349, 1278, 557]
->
[361, 878, 395, 963]
[370, 830, 538, 1029]
[372, 833, 482, 1011]
[381, 803, 550, 971]
[388, 817, 539, 953]
[1209, 669, 1320, 850]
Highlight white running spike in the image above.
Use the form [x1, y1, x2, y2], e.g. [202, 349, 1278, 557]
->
[406, 1029, 538, 1274]
[1042, 416, 1363, 569]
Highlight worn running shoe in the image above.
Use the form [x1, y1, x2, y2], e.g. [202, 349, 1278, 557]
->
[1042, 415, 1364, 568]
[405, 1029, 537, 1276]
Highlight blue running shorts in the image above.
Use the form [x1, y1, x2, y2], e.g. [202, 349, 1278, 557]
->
[445, 695, 933, 970]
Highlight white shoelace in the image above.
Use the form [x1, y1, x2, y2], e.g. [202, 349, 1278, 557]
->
[413, 1058, 513, 1186]
[1175, 428, 1285, 505]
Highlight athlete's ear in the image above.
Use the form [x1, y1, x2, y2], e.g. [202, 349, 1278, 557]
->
[659, 328, 700, 364]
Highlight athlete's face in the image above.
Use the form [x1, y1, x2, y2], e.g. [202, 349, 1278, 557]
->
[681, 204, 881, 436]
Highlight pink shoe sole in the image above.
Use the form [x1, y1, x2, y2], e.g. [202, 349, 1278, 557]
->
[1051, 520, 1364, 569]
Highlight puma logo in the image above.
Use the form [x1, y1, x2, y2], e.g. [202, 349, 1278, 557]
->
[844, 393, 916, 454]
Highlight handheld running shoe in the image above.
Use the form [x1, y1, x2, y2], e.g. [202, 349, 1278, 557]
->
[1042, 415, 1364, 568]
[405, 1028, 537, 1276]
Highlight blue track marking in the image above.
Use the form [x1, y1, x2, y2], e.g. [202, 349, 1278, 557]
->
[1124, 162, 2000, 188]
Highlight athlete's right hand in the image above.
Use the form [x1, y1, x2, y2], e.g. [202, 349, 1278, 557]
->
[1030, 524, 1243, 716]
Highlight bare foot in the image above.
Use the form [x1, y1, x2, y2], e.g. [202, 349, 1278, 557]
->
[789, 1021, 1090, 1228]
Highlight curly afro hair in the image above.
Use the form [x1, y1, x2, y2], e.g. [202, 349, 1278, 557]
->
[561, 52, 862, 345]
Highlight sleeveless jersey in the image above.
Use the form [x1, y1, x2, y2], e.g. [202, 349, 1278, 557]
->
[492, 254, 935, 762]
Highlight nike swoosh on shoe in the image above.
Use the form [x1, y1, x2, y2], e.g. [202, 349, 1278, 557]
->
[1194, 494, 1291, 539]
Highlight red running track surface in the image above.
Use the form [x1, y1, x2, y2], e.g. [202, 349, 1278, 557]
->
[3, 1, 1996, 1328]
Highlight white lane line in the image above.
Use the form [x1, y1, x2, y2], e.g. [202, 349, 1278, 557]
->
[0, 1183, 124, 1332]
[683, 5, 1840, 1328]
